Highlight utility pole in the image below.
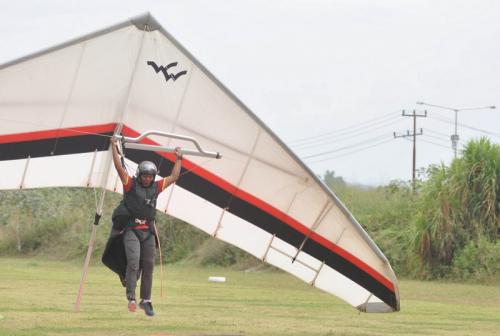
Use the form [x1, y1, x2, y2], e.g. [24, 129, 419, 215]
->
[393, 109, 427, 191]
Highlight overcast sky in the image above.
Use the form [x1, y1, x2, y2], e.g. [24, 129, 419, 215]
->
[1, 0, 499, 185]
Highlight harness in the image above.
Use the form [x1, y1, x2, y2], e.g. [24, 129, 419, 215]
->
[111, 177, 159, 236]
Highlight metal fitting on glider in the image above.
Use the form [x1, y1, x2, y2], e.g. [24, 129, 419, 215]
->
[113, 131, 221, 159]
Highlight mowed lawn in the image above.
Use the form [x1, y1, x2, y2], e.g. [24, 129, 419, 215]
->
[0, 257, 498, 336]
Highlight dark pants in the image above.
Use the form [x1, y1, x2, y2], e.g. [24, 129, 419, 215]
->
[123, 229, 155, 301]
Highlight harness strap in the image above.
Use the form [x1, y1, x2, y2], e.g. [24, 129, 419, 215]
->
[152, 221, 165, 298]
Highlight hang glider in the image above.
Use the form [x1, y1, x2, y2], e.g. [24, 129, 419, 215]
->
[0, 13, 400, 313]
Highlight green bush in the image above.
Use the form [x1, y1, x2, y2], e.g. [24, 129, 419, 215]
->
[452, 238, 500, 280]
[329, 178, 415, 276]
[155, 215, 207, 263]
[186, 238, 262, 268]
[409, 138, 499, 279]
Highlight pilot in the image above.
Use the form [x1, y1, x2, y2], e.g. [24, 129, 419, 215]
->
[102, 137, 182, 316]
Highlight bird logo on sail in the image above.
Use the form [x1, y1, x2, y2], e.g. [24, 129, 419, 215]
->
[147, 61, 187, 82]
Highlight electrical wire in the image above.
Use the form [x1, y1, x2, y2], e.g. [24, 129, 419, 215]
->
[418, 138, 451, 149]
[290, 113, 398, 147]
[427, 113, 500, 138]
[301, 133, 392, 159]
[288, 111, 399, 145]
[293, 117, 404, 150]
[305, 138, 395, 163]
[421, 134, 450, 143]
[425, 128, 451, 139]
[401, 136, 451, 150]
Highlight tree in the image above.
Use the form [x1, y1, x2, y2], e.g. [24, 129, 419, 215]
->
[322, 170, 346, 189]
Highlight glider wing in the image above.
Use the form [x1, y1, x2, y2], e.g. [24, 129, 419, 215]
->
[0, 13, 399, 312]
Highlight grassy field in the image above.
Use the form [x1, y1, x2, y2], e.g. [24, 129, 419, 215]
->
[0, 257, 499, 336]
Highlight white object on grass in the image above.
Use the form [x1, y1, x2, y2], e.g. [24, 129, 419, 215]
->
[208, 276, 226, 283]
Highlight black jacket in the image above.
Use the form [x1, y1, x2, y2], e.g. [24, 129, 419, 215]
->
[102, 177, 160, 281]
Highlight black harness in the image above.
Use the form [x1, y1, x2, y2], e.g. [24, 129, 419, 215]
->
[111, 177, 159, 233]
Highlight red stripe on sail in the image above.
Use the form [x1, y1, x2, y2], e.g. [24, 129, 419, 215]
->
[0, 123, 116, 144]
[123, 125, 396, 293]
[0, 123, 395, 293]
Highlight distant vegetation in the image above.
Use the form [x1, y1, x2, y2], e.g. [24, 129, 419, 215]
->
[0, 184, 261, 269]
[327, 137, 499, 281]
[0, 138, 498, 281]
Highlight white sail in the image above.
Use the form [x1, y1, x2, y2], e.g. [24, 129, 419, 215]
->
[0, 13, 399, 313]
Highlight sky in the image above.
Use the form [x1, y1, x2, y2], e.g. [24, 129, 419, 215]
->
[1, 0, 499, 186]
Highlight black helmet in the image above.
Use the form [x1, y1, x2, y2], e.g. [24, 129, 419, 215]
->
[136, 161, 157, 177]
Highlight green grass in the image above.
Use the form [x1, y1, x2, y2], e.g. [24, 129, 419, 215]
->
[0, 258, 499, 336]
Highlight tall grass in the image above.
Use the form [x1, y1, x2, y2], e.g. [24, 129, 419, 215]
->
[332, 179, 415, 276]
[410, 138, 499, 278]
[324, 138, 499, 281]
[0, 187, 258, 269]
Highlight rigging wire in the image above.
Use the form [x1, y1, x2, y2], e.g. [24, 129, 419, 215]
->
[93, 187, 99, 212]
[122, 158, 136, 176]
[119, 146, 216, 179]
[1, 115, 218, 179]
[0, 117, 115, 138]
[0, 116, 219, 177]
[179, 158, 216, 178]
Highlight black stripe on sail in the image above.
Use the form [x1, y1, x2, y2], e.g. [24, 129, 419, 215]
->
[124, 149, 305, 247]
[302, 239, 398, 309]
[0, 136, 397, 310]
[125, 149, 397, 310]
[0, 133, 112, 161]
[125, 148, 234, 207]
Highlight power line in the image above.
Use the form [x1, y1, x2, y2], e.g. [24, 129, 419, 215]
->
[290, 115, 398, 147]
[427, 113, 500, 139]
[403, 135, 451, 149]
[418, 137, 453, 149]
[417, 101, 496, 157]
[421, 133, 450, 143]
[301, 133, 391, 159]
[305, 138, 395, 163]
[425, 128, 450, 139]
[293, 117, 404, 150]
[288, 111, 398, 145]
[289, 111, 396, 144]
